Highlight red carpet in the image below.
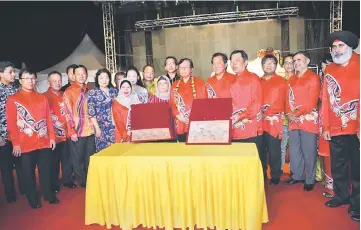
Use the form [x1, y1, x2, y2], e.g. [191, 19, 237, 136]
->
[0, 173, 359, 230]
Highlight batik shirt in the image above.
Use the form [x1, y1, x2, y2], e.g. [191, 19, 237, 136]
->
[322, 53, 360, 136]
[63, 82, 94, 137]
[286, 69, 320, 134]
[0, 82, 20, 139]
[6, 90, 55, 153]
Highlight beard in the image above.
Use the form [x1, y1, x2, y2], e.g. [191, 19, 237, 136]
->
[331, 47, 353, 65]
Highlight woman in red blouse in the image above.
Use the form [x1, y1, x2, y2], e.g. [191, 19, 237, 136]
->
[112, 79, 140, 143]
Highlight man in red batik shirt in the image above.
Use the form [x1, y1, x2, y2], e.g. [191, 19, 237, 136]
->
[206, 52, 236, 99]
[44, 71, 77, 193]
[229, 50, 265, 177]
[322, 31, 360, 222]
[6, 68, 59, 209]
[260, 54, 287, 185]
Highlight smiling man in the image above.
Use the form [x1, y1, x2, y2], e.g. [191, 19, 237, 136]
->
[44, 71, 77, 193]
[321, 31, 360, 222]
[285, 51, 320, 192]
[63, 65, 95, 188]
[260, 54, 287, 185]
[206, 52, 236, 99]
[170, 58, 207, 142]
[6, 68, 58, 209]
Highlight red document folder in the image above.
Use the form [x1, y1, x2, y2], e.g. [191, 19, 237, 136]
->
[186, 98, 232, 145]
[130, 102, 174, 142]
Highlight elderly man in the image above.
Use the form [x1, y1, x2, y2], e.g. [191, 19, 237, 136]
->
[206, 52, 236, 98]
[321, 31, 360, 222]
[44, 71, 77, 193]
[284, 51, 320, 191]
[142, 65, 156, 95]
[170, 58, 207, 142]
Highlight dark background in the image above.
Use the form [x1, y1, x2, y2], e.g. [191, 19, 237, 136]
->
[0, 1, 358, 72]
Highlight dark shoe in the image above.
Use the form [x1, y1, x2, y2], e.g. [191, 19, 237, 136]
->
[46, 197, 60, 204]
[80, 183, 86, 188]
[63, 182, 77, 189]
[351, 214, 360, 222]
[6, 196, 16, 204]
[284, 178, 300, 185]
[348, 206, 359, 216]
[54, 186, 60, 193]
[325, 199, 349, 208]
[29, 202, 41, 209]
[269, 178, 280, 185]
[303, 184, 314, 191]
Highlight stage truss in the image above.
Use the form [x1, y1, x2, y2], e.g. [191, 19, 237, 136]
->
[135, 7, 299, 30]
[329, 0, 343, 32]
[102, 2, 117, 73]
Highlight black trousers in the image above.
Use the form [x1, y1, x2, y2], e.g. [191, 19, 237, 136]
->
[330, 134, 360, 210]
[233, 135, 265, 175]
[0, 141, 24, 199]
[261, 132, 283, 180]
[20, 148, 54, 206]
[177, 133, 188, 143]
[51, 141, 72, 190]
[69, 135, 95, 185]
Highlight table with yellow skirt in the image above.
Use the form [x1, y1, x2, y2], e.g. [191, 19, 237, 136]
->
[85, 143, 269, 230]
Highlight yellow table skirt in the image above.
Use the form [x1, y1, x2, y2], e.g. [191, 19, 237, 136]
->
[85, 143, 269, 230]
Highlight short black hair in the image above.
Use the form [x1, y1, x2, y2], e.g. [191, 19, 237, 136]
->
[230, 50, 248, 62]
[114, 71, 125, 78]
[95, 68, 112, 88]
[126, 66, 144, 87]
[19, 68, 37, 79]
[211, 52, 228, 64]
[0, 61, 15, 73]
[66, 64, 78, 75]
[48, 70, 62, 78]
[261, 54, 278, 66]
[143, 65, 154, 72]
[178, 58, 194, 68]
[164, 56, 177, 66]
[119, 79, 132, 89]
[282, 53, 294, 66]
[73, 65, 88, 74]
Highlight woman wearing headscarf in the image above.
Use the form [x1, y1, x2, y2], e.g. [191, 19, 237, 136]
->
[112, 79, 140, 143]
[88, 68, 118, 152]
[148, 75, 171, 103]
[126, 66, 148, 104]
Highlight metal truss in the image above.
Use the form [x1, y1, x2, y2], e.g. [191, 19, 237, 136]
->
[102, 2, 118, 73]
[135, 7, 299, 30]
[329, 1, 343, 32]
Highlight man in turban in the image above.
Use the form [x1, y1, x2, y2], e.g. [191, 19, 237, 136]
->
[322, 30, 360, 222]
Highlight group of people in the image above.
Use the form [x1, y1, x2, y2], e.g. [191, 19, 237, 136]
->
[0, 30, 359, 222]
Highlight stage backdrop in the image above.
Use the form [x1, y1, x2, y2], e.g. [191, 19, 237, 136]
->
[132, 18, 307, 80]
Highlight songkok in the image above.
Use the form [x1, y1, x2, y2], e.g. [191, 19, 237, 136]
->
[328, 31, 359, 49]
